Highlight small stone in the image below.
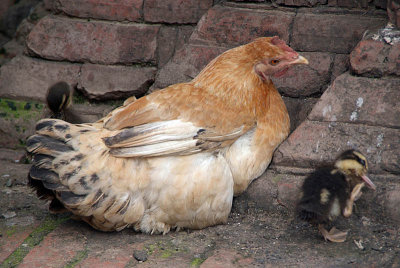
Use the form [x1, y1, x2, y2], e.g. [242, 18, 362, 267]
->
[6, 178, 13, 187]
[2, 211, 17, 219]
[133, 250, 148, 262]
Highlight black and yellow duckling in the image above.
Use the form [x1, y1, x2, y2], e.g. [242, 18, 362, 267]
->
[296, 149, 376, 243]
[46, 81, 72, 119]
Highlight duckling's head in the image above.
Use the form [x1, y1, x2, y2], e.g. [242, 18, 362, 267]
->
[46, 81, 72, 117]
[334, 149, 376, 190]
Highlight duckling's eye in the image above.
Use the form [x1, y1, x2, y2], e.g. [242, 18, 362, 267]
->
[359, 159, 366, 166]
[270, 59, 280, 66]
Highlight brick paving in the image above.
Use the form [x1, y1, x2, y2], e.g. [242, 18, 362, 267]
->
[1, 149, 399, 267]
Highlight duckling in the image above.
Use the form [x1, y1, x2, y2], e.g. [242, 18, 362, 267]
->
[296, 149, 376, 243]
[46, 81, 72, 119]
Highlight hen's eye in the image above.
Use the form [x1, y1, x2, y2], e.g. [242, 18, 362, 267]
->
[270, 59, 280, 66]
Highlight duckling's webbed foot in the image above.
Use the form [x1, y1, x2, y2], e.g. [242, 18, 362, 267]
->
[318, 224, 348, 243]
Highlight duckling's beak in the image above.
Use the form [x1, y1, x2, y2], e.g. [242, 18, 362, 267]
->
[362, 175, 376, 190]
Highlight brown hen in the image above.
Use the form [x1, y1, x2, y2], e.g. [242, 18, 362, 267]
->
[27, 37, 308, 233]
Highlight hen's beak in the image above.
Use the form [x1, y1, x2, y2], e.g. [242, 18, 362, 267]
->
[291, 55, 309, 65]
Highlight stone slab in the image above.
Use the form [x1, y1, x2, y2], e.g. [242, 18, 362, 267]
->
[309, 73, 400, 128]
[274, 120, 400, 174]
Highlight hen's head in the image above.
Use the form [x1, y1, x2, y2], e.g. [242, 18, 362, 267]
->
[247, 36, 308, 81]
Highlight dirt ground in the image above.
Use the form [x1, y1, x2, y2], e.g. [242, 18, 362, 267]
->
[1, 148, 399, 267]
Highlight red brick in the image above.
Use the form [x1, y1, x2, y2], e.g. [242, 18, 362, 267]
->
[0, 224, 39, 263]
[0, 55, 80, 102]
[309, 73, 400, 128]
[78, 63, 157, 100]
[144, 0, 213, 24]
[18, 225, 86, 268]
[272, 52, 333, 97]
[77, 248, 134, 268]
[156, 25, 195, 68]
[27, 16, 160, 64]
[55, 0, 143, 22]
[153, 44, 228, 89]
[292, 13, 386, 53]
[350, 39, 400, 77]
[190, 5, 294, 46]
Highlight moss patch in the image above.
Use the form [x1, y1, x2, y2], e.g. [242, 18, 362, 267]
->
[0, 98, 44, 121]
[1, 215, 69, 267]
[145, 241, 188, 259]
[190, 257, 205, 266]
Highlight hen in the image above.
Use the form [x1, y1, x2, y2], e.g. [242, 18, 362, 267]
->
[27, 37, 308, 234]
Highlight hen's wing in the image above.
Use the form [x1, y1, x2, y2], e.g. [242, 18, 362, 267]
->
[102, 84, 256, 157]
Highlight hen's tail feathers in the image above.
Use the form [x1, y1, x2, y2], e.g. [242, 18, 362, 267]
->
[27, 119, 87, 214]
[26, 119, 137, 231]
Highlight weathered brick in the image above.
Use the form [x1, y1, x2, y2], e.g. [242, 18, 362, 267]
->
[328, 0, 369, 8]
[55, 0, 143, 22]
[144, 0, 213, 24]
[27, 16, 160, 64]
[331, 54, 349, 82]
[0, 0, 15, 20]
[283, 97, 319, 132]
[157, 26, 178, 68]
[273, 120, 400, 174]
[0, 55, 80, 102]
[388, 0, 400, 27]
[155, 25, 195, 68]
[272, 52, 333, 97]
[153, 44, 228, 89]
[0, 224, 39, 262]
[383, 183, 400, 223]
[292, 13, 386, 53]
[78, 63, 157, 100]
[309, 73, 400, 128]
[190, 5, 294, 46]
[350, 39, 400, 77]
[18, 224, 86, 268]
[77, 246, 134, 268]
[275, 0, 327, 7]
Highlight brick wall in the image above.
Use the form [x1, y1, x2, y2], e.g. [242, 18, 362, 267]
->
[0, 0, 389, 148]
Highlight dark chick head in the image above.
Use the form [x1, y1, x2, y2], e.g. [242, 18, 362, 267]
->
[46, 81, 72, 117]
[334, 150, 376, 190]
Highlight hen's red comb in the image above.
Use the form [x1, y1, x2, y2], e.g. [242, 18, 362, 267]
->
[271, 36, 296, 54]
